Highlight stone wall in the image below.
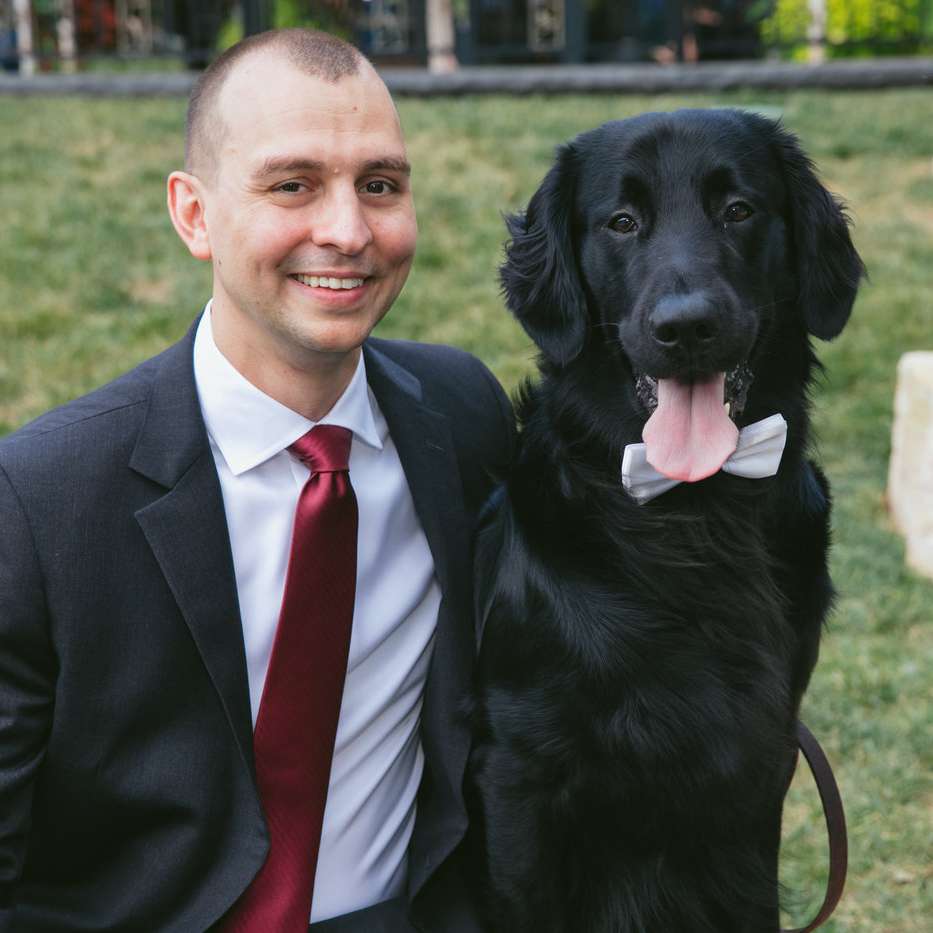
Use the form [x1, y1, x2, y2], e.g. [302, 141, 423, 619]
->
[888, 351, 933, 579]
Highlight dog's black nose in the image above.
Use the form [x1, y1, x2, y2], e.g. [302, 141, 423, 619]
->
[650, 293, 720, 351]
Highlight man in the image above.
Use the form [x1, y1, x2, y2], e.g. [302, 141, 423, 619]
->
[0, 28, 512, 933]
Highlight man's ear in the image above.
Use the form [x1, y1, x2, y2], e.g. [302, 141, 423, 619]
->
[167, 171, 212, 262]
[772, 126, 865, 340]
[499, 143, 587, 367]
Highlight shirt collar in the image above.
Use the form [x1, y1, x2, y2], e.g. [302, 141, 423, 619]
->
[193, 303, 383, 476]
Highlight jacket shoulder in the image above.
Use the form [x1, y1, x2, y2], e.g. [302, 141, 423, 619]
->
[367, 337, 489, 383]
[0, 344, 173, 470]
[366, 336, 516, 497]
[366, 337, 508, 417]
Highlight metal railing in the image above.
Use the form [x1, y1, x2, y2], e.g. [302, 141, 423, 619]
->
[1, 0, 930, 75]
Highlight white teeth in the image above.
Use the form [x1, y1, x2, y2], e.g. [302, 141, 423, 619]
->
[293, 274, 364, 290]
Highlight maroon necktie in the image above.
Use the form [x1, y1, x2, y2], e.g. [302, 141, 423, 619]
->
[221, 425, 358, 932]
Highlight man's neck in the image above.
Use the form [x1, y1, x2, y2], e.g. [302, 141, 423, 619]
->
[209, 309, 361, 423]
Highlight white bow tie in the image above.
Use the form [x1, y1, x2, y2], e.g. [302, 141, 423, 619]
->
[621, 413, 788, 504]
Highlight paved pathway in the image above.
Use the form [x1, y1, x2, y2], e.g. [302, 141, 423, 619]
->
[1, 57, 931, 97]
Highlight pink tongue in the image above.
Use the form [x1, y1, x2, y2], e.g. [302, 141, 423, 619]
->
[642, 373, 739, 483]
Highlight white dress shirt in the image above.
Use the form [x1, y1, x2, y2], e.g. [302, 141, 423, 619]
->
[193, 308, 441, 922]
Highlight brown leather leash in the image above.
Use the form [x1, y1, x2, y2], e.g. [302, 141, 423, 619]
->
[782, 721, 848, 933]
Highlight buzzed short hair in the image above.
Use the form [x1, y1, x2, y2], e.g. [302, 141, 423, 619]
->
[185, 28, 364, 179]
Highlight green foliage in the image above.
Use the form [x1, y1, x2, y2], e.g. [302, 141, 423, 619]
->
[217, 0, 352, 51]
[761, 0, 811, 47]
[273, 0, 351, 34]
[827, 0, 921, 44]
[761, 0, 925, 55]
[452, 0, 471, 22]
[216, 8, 244, 51]
[1, 88, 931, 930]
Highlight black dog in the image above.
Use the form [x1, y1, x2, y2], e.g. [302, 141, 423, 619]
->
[467, 109, 863, 932]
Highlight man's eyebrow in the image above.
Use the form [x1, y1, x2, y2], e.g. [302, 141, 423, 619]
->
[361, 157, 411, 176]
[253, 157, 325, 178]
[252, 156, 412, 179]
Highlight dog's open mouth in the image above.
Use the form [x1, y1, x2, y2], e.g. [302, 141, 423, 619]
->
[634, 364, 754, 483]
[635, 364, 753, 422]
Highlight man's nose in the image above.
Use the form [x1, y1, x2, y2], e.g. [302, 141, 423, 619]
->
[649, 292, 721, 354]
[310, 186, 374, 255]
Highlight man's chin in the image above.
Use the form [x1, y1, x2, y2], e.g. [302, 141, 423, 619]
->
[279, 320, 377, 363]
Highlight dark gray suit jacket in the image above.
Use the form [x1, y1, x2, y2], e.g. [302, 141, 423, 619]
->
[0, 319, 513, 932]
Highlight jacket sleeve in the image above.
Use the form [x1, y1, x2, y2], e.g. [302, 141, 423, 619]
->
[478, 361, 517, 472]
[0, 463, 55, 928]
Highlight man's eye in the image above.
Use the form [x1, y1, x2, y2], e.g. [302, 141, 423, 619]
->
[725, 201, 754, 223]
[362, 180, 394, 195]
[276, 181, 304, 194]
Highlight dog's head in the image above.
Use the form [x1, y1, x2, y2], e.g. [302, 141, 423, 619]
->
[501, 109, 864, 421]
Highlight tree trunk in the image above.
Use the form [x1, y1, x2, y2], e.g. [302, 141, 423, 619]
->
[13, 0, 35, 76]
[426, 0, 457, 73]
[807, 0, 827, 64]
[57, 0, 77, 73]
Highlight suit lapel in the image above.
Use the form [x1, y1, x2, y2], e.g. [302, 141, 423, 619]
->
[129, 324, 256, 782]
[364, 344, 470, 608]
[364, 343, 474, 891]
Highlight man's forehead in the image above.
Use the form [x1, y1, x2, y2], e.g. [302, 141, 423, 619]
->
[212, 55, 406, 177]
[218, 52, 396, 130]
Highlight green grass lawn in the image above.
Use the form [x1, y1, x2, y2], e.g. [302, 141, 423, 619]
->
[1, 88, 931, 930]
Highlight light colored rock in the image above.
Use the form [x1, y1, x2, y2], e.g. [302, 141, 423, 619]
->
[887, 351, 933, 579]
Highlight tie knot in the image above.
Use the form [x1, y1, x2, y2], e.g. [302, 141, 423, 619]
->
[289, 425, 352, 474]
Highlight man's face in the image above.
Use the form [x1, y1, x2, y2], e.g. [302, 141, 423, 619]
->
[199, 55, 417, 368]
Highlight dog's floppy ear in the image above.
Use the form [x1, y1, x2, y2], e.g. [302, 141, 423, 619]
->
[773, 125, 865, 340]
[500, 143, 587, 366]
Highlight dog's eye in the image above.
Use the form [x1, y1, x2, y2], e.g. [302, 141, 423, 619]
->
[725, 202, 754, 223]
[609, 213, 638, 234]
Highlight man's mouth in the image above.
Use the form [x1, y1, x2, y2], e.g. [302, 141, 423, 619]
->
[635, 362, 754, 423]
[289, 274, 366, 290]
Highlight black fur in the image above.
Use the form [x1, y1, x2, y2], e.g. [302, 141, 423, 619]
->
[467, 109, 863, 933]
